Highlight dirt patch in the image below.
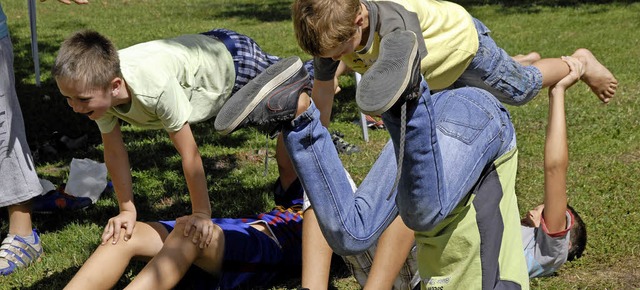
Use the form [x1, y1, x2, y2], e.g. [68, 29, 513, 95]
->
[562, 258, 640, 288]
[619, 149, 640, 165]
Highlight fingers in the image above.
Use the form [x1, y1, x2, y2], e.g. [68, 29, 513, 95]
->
[112, 221, 122, 245]
[101, 222, 113, 245]
[124, 222, 134, 242]
[183, 217, 195, 237]
[561, 56, 583, 76]
[181, 215, 214, 248]
[198, 225, 209, 249]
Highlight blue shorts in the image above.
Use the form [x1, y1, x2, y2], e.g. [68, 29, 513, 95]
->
[201, 28, 314, 95]
[159, 218, 284, 289]
[453, 18, 543, 106]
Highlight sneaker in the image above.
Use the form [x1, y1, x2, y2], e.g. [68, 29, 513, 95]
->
[331, 131, 360, 155]
[0, 229, 42, 276]
[356, 30, 422, 116]
[31, 185, 93, 214]
[215, 56, 312, 135]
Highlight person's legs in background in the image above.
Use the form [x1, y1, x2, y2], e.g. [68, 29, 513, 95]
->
[0, 33, 44, 276]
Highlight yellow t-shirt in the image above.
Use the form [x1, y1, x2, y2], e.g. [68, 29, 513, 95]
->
[316, 0, 478, 90]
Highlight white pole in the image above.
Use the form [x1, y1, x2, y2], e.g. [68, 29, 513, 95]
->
[28, 0, 41, 87]
[355, 72, 369, 142]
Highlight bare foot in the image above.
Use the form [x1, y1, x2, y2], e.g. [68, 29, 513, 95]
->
[572, 48, 618, 103]
[512, 52, 541, 66]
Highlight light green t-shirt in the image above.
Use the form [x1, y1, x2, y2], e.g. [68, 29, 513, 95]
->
[96, 34, 235, 133]
[415, 149, 529, 289]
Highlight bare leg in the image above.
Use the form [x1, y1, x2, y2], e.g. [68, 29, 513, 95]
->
[512, 52, 541, 66]
[276, 134, 298, 190]
[301, 208, 333, 289]
[532, 50, 617, 104]
[8, 202, 34, 237]
[572, 48, 618, 102]
[64, 222, 168, 290]
[125, 221, 225, 290]
[364, 216, 415, 290]
[276, 92, 313, 190]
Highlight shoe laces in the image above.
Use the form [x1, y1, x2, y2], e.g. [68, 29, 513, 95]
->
[387, 101, 407, 201]
[262, 126, 284, 176]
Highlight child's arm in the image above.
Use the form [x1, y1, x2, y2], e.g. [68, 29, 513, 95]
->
[365, 216, 415, 290]
[543, 56, 584, 232]
[101, 124, 137, 245]
[311, 79, 338, 127]
[311, 60, 349, 127]
[168, 122, 214, 248]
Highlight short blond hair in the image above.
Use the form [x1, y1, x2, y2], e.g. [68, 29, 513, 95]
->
[292, 0, 361, 56]
[52, 29, 121, 90]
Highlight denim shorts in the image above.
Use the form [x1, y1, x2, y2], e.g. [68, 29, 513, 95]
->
[454, 18, 543, 106]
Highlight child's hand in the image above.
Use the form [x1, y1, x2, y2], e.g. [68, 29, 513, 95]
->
[101, 210, 137, 245]
[178, 212, 215, 249]
[551, 56, 585, 93]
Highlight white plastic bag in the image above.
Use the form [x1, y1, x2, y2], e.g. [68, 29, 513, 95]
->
[65, 158, 108, 203]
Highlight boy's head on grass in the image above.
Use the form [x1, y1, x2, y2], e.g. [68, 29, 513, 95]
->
[52, 29, 124, 120]
[292, 0, 364, 59]
[566, 205, 587, 261]
[522, 204, 587, 262]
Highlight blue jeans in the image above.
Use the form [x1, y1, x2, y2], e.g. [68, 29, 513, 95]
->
[454, 18, 543, 106]
[384, 81, 516, 233]
[283, 81, 515, 255]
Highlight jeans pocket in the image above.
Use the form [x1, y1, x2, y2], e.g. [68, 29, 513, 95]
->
[436, 90, 492, 145]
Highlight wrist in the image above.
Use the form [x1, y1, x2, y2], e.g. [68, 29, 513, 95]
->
[192, 211, 211, 217]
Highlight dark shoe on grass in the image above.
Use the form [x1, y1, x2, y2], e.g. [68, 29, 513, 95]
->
[215, 56, 311, 135]
[331, 131, 360, 155]
[356, 30, 422, 116]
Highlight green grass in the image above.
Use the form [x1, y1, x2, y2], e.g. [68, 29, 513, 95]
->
[1, 0, 640, 289]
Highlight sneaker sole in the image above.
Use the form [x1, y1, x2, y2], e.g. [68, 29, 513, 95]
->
[215, 56, 303, 135]
[356, 31, 419, 116]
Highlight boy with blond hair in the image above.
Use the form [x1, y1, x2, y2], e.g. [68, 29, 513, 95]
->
[291, 0, 617, 125]
[52, 28, 314, 248]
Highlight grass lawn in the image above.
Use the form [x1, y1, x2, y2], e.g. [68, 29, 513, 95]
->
[1, 0, 640, 289]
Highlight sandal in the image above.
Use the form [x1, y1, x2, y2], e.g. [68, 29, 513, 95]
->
[331, 131, 360, 155]
[0, 229, 43, 276]
[364, 114, 385, 129]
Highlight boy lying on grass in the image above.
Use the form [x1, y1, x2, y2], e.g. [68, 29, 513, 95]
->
[64, 180, 304, 290]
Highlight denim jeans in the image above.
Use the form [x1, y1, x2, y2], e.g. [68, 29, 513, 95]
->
[384, 80, 516, 233]
[454, 18, 543, 106]
[283, 81, 515, 255]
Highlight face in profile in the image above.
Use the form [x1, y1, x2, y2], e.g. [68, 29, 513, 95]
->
[56, 77, 115, 121]
[521, 204, 544, 227]
[319, 26, 363, 61]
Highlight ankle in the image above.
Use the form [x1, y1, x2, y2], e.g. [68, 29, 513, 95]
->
[295, 92, 311, 117]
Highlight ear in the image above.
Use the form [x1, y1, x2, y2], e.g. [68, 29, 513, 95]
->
[110, 77, 123, 96]
[354, 12, 364, 27]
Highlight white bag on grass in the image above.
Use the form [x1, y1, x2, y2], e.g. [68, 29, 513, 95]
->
[65, 158, 108, 203]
